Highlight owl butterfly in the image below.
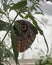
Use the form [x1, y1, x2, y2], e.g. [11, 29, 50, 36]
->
[13, 20, 38, 52]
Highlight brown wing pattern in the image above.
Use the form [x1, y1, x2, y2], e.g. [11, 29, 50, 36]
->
[13, 20, 38, 52]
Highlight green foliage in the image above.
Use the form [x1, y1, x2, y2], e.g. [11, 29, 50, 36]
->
[14, 21, 21, 34]
[11, 28, 19, 64]
[25, 13, 43, 35]
[10, 0, 27, 10]
[25, 12, 49, 53]
[35, 55, 52, 65]
[0, 9, 6, 15]
[0, 20, 10, 31]
[35, 12, 43, 15]
[3, 3, 10, 12]
[0, 0, 49, 65]
[0, 40, 14, 65]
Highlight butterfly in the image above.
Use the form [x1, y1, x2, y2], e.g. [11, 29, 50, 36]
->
[13, 20, 38, 52]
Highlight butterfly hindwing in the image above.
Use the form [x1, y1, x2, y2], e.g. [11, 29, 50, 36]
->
[13, 20, 38, 52]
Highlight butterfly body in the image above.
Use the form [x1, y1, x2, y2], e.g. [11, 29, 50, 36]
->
[13, 20, 38, 52]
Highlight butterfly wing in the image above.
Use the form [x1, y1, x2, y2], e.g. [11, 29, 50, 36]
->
[13, 20, 38, 52]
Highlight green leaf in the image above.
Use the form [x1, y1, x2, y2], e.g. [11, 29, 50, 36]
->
[0, 63, 4, 65]
[31, 5, 37, 11]
[19, 14, 24, 18]
[25, 14, 29, 19]
[3, 3, 10, 11]
[35, 25, 43, 35]
[4, 0, 8, 4]
[43, 34, 49, 53]
[35, 4, 43, 12]
[25, 13, 49, 53]
[36, 0, 39, 2]
[0, 9, 6, 15]
[11, 28, 19, 64]
[0, 48, 3, 58]
[26, 14, 37, 25]
[4, 49, 14, 59]
[0, 20, 10, 31]
[14, 21, 21, 34]
[10, 0, 27, 10]
[35, 12, 44, 15]
[25, 13, 43, 35]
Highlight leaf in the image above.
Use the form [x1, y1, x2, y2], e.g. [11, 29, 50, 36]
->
[3, 3, 10, 11]
[43, 34, 49, 53]
[0, 48, 3, 58]
[31, 5, 37, 11]
[19, 14, 25, 18]
[25, 14, 29, 19]
[11, 28, 19, 64]
[35, 4, 43, 12]
[36, 0, 39, 2]
[35, 12, 44, 15]
[14, 21, 21, 34]
[0, 9, 6, 15]
[4, 49, 14, 59]
[35, 25, 43, 35]
[0, 20, 10, 31]
[10, 0, 27, 10]
[4, 0, 8, 4]
[25, 13, 49, 53]
[0, 63, 4, 65]
[25, 13, 43, 35]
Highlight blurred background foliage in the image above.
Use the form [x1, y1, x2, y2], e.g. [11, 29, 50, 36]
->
[35, 49, 52, 65]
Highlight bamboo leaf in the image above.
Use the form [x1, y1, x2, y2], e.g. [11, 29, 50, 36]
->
[14, 21, 21, 34]
[35, 12, 43, 15]
[25, 13, 49, 53]
[10, 0, 27, 10]
[0, 9, 6, 15]
[19, 14, 24, 18]
[0, 63, 4, 65]
[31, 6, 37, 11]
[11, 28, 19, 64]
[25, 13, 43, 35]
[0, 20, 10, 31]
[25, 14, 29, 19]
[3, 3, 10, 11]
[35, 4, 43, 12]
[36, 0, 39, 2]
[4, 49, 14, 59]
[43, 34, 49, 53]
[0, 48, 3, 58]
[4, 0, 8, 4]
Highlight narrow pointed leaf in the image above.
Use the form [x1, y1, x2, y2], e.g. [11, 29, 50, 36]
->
[3, 3, 10, 11]
[35, 12, 43, 15]
[10, 0, 27, 10]
[25, 13, 49, 53]
[35, 4, 43, 12]
[4, 49, 14, 59]
[43, 34, 49, 53]
[11, 28, 19, 64]
[14, 21, 21, 34]
[0, 20, 10, 31]
[25, 13, 43, 34]
[0, 9, 6, 15]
